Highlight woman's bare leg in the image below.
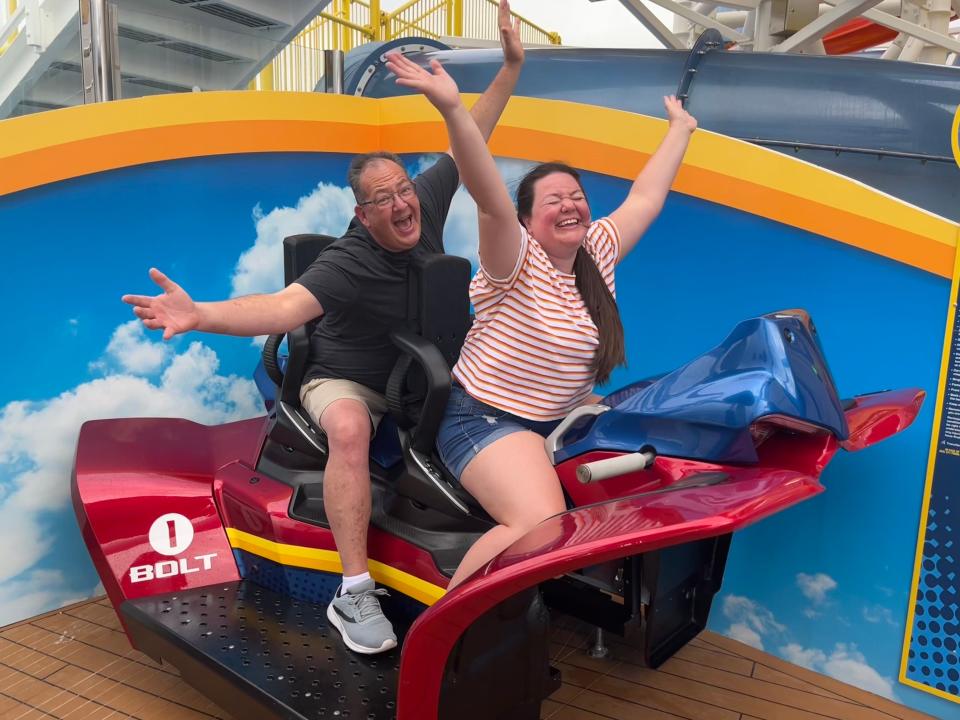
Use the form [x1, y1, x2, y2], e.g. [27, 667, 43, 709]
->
[447, 431, 566, 589]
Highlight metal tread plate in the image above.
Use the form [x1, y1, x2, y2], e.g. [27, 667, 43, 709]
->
[123, 580, 400, 719]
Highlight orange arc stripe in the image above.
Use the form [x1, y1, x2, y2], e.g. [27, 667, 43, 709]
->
[682, 166, 955, 278]
[386, 122, 954, 279]
[0, 120, 380, 198]
[0, 95, 953, 279]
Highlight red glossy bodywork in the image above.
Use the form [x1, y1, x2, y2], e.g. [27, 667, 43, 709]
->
[396, 464, 823, 719]
[72, 387, 925, 718]
[216, 462, 451, 589]
[556, 427, 831, 509]
[389, 390, 924, 715]
[556, 389, 923, 507]
[840, 388, 925, 452]
[75, 416, 453, 630]
[72, 417, 264, 615]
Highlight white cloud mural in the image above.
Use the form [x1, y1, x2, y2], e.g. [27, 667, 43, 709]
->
[721, 592, 899, 702]
[721, 594, 787, 652]
[862, 604, 898, 627]
[781, 642, 899, 700]
[226, 155, 534, 308]
[230, 182, 357, 298]
[797, 572, 838, 605]
[0, 322, 260, 626]
[101, 319, 170, 375]
[414, 154, 534, 268]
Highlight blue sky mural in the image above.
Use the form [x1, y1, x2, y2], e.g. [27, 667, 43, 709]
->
[0, 150, 953, 717]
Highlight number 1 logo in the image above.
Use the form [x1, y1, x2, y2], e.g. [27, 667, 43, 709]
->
[148, 513, 195, 556]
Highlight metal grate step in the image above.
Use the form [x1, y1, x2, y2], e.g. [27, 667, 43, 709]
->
[123, 580, 400, 720]
[162, 41, 243, 62]
[168, 0, 280, 29]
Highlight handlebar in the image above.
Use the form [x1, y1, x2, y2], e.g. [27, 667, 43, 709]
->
[576, 450, 656, 484]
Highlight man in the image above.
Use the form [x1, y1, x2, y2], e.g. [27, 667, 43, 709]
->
[122, 1, 524, 655]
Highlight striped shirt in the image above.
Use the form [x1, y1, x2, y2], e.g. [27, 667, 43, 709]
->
[452, 217, 621, 421]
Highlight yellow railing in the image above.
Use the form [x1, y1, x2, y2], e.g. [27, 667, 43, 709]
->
[0, 0, 21, 59]
[253, 0, 378, 92]
[253, 0, 559, 93]
[386, 0, 452, 39]
[386, 0, 560, 46]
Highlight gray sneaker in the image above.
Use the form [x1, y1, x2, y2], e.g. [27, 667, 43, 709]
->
[326, 580, 398, 654]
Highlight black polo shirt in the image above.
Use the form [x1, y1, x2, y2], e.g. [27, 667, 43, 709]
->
[295, 154, 459, 394]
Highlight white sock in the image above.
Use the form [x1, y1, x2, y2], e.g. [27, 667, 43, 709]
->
[341, 572, 371, 593]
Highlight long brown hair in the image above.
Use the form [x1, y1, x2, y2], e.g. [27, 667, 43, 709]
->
[516, 162, 625, 384]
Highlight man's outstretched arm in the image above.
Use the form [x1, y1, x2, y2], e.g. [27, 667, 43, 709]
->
[122, 268, 322, 340]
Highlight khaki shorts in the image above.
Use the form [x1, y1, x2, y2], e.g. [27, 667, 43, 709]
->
[300, 378, 388, 432]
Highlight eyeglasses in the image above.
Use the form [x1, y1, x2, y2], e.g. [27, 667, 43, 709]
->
[358, 181, 416, 210]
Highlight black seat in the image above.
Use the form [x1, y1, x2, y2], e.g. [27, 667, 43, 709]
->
[261, 234, 337, 457]
[261, 233, 480, 519]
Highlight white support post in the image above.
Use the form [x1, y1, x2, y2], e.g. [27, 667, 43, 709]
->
[881, 31, 907, 58]
[770, 0, 884, 52]
[919, 0, 951, 64]
[687, 0, 759, 9]
[23, 0, 43, 50]
[899, 34, 924, 60]
[716, 10, 749, 29]
[674, 1, 718, 45]
[614, 0, 688, 48]
[642, 0, 751, 41]
[753, 0, 776, 49]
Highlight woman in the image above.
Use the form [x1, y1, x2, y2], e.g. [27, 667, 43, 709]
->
[387, 39, 697, 589]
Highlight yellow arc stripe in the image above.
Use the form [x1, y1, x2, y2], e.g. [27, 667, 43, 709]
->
[952, 103, 960, 171]
[225, 527, 447, 606]
[0, 91, 380, 157]
[486, 96, 956, 250]
[0, 91, 955, 275]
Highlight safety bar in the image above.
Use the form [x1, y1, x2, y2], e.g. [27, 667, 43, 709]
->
[576, 450, 656, 484]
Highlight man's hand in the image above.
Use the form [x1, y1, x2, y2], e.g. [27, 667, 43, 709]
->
[122, 268, 201, 341]
[664, 95, 697, 133]
[387, 52, 462, 116]
[499, 0, 524, 68]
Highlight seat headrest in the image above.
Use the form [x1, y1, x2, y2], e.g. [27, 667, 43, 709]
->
[408, 254, 472, 369]
[283, 234, 338, 286]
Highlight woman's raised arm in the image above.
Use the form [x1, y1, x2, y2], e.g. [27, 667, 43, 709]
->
[386, 52, 522, 279]
[610, 95, 697, 260]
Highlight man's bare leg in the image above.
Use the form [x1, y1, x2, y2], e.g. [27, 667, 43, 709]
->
[318, 398, 397, 653]
[319, 398, 374, 576]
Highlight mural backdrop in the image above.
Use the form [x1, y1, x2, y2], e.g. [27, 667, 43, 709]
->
[0, 91, 956, 718]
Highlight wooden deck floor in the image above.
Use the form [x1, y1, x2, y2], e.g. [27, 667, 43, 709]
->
[0, 596, 936, 720]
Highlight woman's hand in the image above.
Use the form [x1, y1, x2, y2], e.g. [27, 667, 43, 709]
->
[499, 0, 524, 69]
[387, 52, 463, 116]
[664, 95, 697, 133]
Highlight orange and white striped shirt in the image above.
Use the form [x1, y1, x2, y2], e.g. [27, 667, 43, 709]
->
[452, 218, 621, 421]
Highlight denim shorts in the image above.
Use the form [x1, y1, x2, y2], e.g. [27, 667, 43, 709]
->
[437, 385, 561, 481]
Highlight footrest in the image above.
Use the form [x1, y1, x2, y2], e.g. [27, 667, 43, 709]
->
[122, 580, 400, 720]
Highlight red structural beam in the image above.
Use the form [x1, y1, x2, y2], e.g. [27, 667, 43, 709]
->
[824, 15, 958, 55]
[824, 18, 897, 54]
